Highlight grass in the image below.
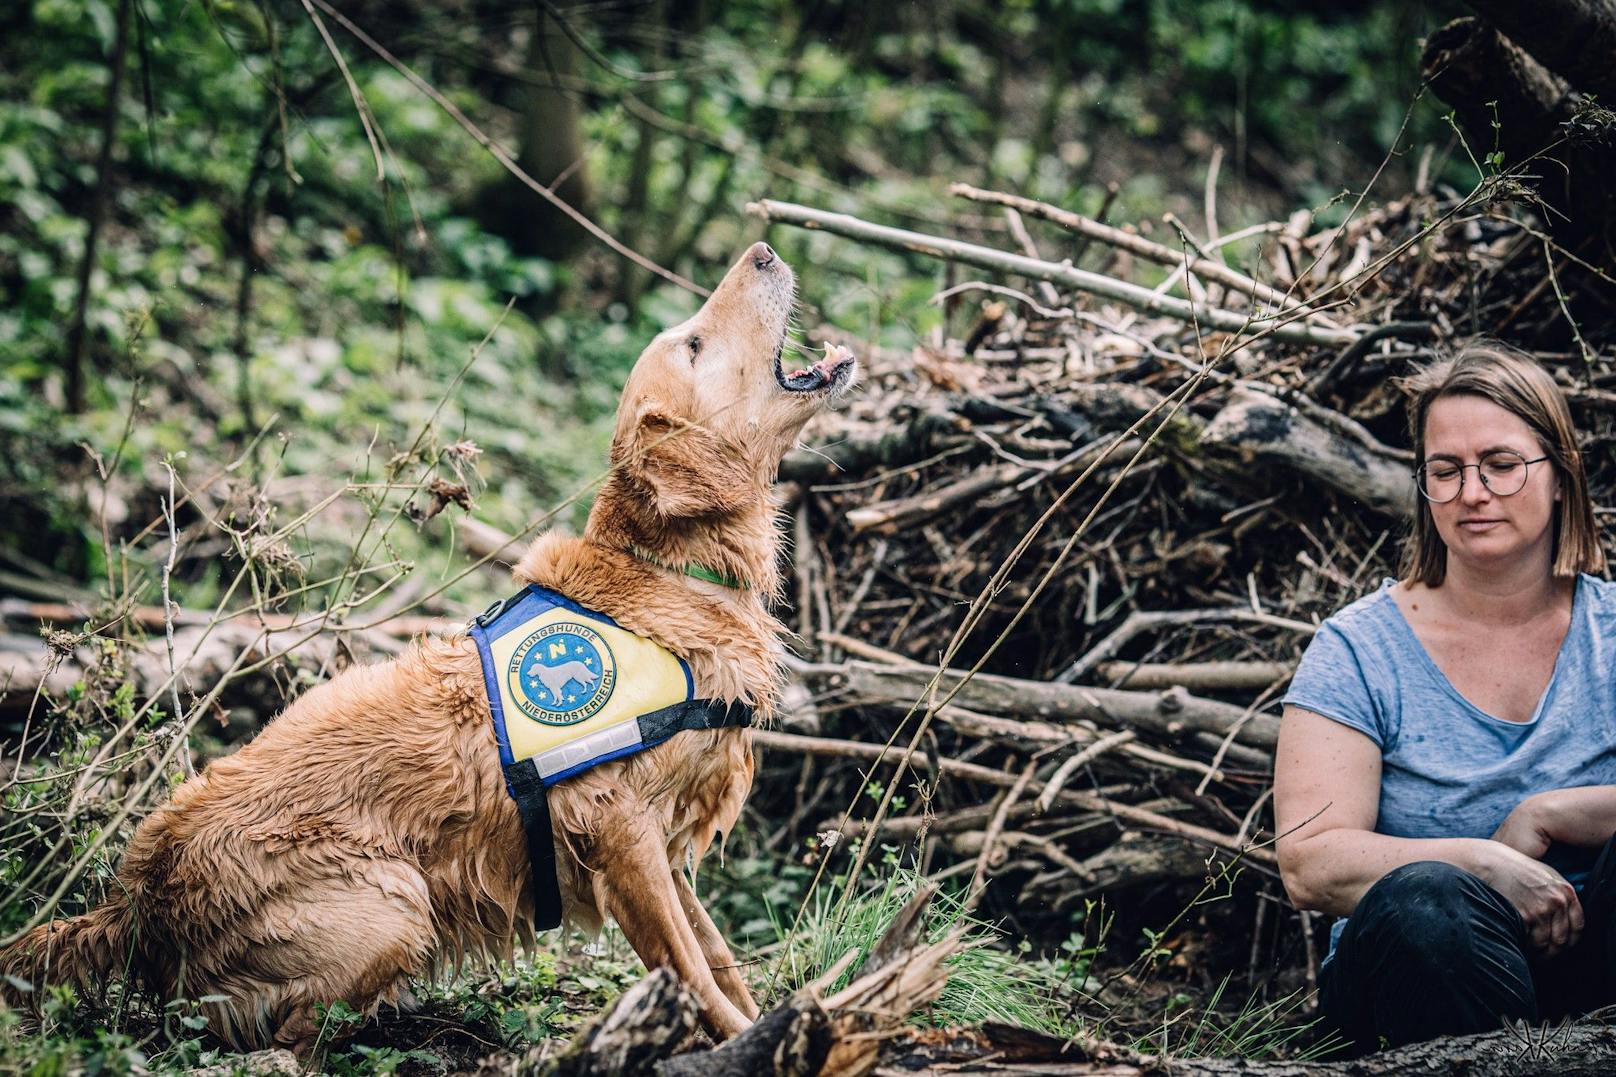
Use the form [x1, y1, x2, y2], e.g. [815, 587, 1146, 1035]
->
[1139, 975, 1344, 1062]
[763, 862, 1342, 1064]
[767, 865, 1088, 1035]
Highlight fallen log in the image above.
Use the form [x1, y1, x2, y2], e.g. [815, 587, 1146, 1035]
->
[1423, 17, 1572, 174]
[1021, 835, 1216, 907]
[1094, 659, 1294, 692]
[886, 1015, 1616, 1074]
[778, 406, 970, 484]
[1056, 380, 1412, 521]
[1463, 0, 1616, 103]
[798, 658, 1280, 749]
[0, 612, 425, 724]
[536, 969, 699, 1077]
[845, 463, 1023, 533]
[0, 598, 454, 639]
[456, 516, 528, 569]
[1423, 15, 1616, 257]
[1200, 385, 1412, 518]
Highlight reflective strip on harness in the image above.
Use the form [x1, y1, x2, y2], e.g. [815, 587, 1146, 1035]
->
[470, 585, 753, 930]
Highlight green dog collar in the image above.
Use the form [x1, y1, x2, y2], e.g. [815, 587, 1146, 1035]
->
[627, 546, 746, 590]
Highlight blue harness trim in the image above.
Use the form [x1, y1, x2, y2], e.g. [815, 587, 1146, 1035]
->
[469, 584, 753, 929]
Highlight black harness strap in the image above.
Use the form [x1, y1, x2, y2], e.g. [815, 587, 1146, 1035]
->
[505, 698, 755, 931]
[502, 757, 565, 930]
[636, 697, 755, 747]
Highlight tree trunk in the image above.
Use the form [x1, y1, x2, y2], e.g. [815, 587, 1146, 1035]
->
[1423, 15, 1616, 266]
[62, 0, 133, 414]
[504, 7, 592, 259]
[1424, 17, 1572, 169]
[1464, 0, 1616, 103]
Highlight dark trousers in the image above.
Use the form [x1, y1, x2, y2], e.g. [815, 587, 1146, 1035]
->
[1319, 860, 1614, 1053]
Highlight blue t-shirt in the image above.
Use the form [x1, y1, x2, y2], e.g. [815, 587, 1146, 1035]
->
[1284, 575, 1616, 954]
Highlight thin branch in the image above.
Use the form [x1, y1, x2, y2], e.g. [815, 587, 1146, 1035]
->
[298, 0, 384, 181]
[747, 199, 1358, 347]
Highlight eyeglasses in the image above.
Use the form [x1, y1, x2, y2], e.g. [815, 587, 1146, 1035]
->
[1415, 449, 1550, 504]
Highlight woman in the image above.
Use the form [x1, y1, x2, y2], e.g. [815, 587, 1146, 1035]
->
[1275, 342, 1616, 1052]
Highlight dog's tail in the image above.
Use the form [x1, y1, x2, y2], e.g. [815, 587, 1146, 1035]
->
[0, 898, 133, 1011]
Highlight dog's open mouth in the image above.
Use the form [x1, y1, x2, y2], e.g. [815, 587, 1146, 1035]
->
[774, 342, 857, 395]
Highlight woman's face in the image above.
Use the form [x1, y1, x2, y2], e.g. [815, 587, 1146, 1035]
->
[1422, 393, 1560, 574]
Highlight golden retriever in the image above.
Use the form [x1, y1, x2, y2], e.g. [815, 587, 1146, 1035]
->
[1, 241, 856, 1052]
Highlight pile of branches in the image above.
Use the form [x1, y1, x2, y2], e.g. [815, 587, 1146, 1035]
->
[746, 171, 1616, 990]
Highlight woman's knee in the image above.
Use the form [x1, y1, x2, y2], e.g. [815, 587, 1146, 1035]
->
[1326, 861, 1537, 1047]
[1360, 860, 1478, 911]
[1349, 860, 1524, 964]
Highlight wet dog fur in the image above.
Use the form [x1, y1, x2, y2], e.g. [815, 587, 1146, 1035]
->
[0, 242, 856, 1053]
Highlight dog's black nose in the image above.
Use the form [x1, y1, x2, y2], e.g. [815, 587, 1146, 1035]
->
[750, 242, 777, 269]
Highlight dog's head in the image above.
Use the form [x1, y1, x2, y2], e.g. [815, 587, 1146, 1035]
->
[610, 242, 857, 519]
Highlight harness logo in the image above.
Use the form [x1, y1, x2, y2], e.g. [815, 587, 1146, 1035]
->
[507, 621, 617, 726]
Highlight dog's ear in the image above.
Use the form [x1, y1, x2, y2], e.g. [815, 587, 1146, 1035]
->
[616, 406, 755, 518]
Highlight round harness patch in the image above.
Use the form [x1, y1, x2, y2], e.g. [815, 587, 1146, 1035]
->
[507, 621, 617, 725]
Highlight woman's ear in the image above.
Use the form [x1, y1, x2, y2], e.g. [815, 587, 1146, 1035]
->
[614, 405, 756, 518]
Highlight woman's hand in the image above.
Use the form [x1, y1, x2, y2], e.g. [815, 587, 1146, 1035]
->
[1475, 840, 1584, 956]
[1492, 795, 1555, 860]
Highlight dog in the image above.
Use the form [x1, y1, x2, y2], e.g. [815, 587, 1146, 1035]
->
[531, 659, 599, 701]
[0, 241, 856, 1053]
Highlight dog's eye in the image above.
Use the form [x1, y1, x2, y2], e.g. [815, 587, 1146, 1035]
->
[687, 336, 702, 364]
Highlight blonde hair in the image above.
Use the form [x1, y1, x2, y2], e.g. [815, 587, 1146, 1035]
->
[1399, 341, 1604, 586]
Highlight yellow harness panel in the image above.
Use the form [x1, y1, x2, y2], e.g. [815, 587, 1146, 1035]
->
[473, 586, 694, 783]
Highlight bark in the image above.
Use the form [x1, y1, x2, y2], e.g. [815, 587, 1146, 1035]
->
[777, 406, 970, 484]
[0, 608, 448, 724]
[1094, 660, 1294, 692]
[1020, 835, 1214, 907]
[1423, 17, 1573, 171]
[797, 658, 1280, 749]
[887, 1017, 1616, 1074]
[457, 515, 526, 568]
[1423, 16, 1616, 256]
[1464, 0, 1616, 103]
[539, 969, 701, 1077]
[1199, 386, 1412, 519]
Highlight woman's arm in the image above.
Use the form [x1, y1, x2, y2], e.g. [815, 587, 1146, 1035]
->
[1275, 706, 1584, 954]
[1493, 786, 1616, 857]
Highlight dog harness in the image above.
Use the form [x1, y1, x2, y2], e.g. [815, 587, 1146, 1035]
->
[469, 584, 753, 929]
